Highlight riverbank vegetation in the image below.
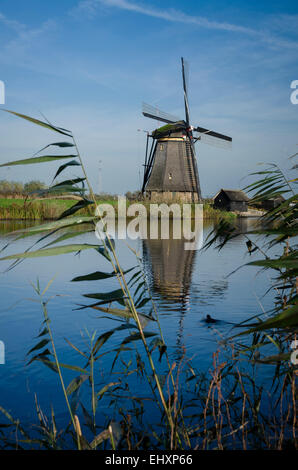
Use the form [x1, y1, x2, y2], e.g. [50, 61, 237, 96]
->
[0, 196, 235, 222]
[0, 110, 296, 450]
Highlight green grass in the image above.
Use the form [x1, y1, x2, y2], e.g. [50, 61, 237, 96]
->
[202, 203, 237, 221]
[0, 198, 73, 220]
[0, 198, 237, 221]
[0, 198, 73, 208]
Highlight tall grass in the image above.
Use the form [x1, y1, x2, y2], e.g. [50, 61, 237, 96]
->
[0, 200, 68, 220]
[0, 198, 234, 222]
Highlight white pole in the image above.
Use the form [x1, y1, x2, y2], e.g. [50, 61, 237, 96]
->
[98, 160, 102, 196]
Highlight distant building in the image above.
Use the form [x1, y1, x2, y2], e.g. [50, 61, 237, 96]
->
[255, 196, 285, 211]
[213, 189, 250, 212]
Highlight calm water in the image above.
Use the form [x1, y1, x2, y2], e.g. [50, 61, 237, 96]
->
[0, 219, 275, 427]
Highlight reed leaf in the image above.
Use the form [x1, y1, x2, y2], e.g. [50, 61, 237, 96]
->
[121, 331, 157, 345]
[66, 375, 89, 396]
[40, 142, 75, 151]
[27, 339, 50, 355]
[36, 185, 86, 195]
[53, 159, 81, 180]
[58, 199, 93, 219]
[92, 306, 155, 328]
[72, 271, 117, 281]
[2, 109, 72, 136]
[235, 305, 298, 335]
[247, 258, 298, 270]
[254, 353, 290, 364]
[43, 229, 94, 248]
[0, 244, 100, 260]
[37, 359, 88, 374]
[90, 430, 110, 449]
[0, 155, 78, 167]
[83, 289, 124, 302]
[71, 266, 135, 282]
[10, 216, 95, 234]
[51, 178, 86, 189]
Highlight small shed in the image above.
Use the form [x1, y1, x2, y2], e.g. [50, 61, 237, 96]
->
[256, 195, 285, 211]
[213, 189, 250, 212]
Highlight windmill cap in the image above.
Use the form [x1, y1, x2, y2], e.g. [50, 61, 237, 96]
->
[152, 121, 187, 139]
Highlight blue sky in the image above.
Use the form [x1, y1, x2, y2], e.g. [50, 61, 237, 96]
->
[0, 0, 297, 196]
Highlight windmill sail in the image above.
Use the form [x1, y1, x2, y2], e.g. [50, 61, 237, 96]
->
[195, 133, 232, 149]
[194, 126, 232, 142]
[142, 102, 180, 124]
[181, 57, 190, 126]
[181, 58, 201, 196]
[194, 125, 232, 149]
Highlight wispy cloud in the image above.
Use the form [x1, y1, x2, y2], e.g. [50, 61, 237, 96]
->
[266, 14, 298, 35]
[0, 10, 57, 52]
[0, 11, 57, 72]
[0, 12, 26, 32]
[72, 0, 255, 33]
[6, 21, 57, 53]
[72, 0, 298, 49]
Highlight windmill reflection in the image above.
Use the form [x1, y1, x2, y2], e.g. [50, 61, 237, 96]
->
[142, 219, 203, 357]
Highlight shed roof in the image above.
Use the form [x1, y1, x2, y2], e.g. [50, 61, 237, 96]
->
[266, 195, 285, 202]
[214, 189, 250, 202]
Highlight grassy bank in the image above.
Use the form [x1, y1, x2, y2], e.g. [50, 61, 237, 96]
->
[0, 197, 236, 221]
[0, 198, 73, 220]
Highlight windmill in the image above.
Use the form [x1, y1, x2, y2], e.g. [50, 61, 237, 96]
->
[141, 58, 232, 202]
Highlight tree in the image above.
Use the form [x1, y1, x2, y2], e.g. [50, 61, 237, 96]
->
[24, 180, 47, 194]
[0, 179, 24, 195]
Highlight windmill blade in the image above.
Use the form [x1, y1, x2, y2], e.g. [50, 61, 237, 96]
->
[195, 133, 232, 149]
[194, 128, 232, 149]
[181, 57, 190, 126]
[142, 139, 156, 192]
[182, 58, 189, 93]
[142, 102, 180, 124]
[194, 126, 232, 142]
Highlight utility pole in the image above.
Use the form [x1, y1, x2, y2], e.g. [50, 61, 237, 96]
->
[98, 160, 102, 196]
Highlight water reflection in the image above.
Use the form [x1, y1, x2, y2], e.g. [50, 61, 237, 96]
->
[0, 219, 40, 235]
[141, 220, 221, 356]
[143, 237, 196, 304]
[143, 236, 197, 355]
[140, 218, 261, 357]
